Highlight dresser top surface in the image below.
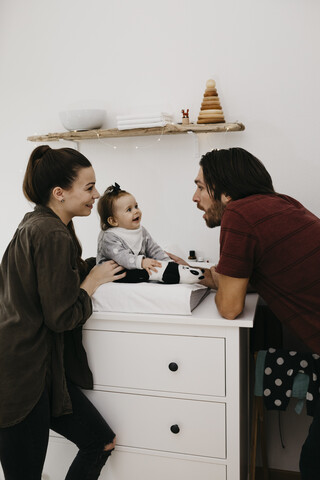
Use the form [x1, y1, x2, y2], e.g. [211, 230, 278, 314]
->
[87, 291, 258, 329]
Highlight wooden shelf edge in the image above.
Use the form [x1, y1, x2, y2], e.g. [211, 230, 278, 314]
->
[27, 122, 245, 142]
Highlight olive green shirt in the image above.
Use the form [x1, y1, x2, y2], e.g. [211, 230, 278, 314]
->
[0, 205, 93, 427]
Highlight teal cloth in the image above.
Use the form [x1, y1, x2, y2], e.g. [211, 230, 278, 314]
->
[254, 350, 310, 414]
[254, 350, 267, 396]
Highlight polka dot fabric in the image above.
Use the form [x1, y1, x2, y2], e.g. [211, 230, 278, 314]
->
[263, 348, 320, 416]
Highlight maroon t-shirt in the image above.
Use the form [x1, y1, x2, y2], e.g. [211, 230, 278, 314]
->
[216, 194, 320, 354]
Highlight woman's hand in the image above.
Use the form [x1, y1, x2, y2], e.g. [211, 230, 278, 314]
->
[142, 257, 162, 275]
[165, 252, 189, 266]
[81, 260, 126, 296]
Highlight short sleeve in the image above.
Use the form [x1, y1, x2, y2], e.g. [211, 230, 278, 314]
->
[216, 208, 257, 279]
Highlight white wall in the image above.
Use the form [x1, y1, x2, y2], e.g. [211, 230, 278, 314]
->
[1, 0, 319, 472]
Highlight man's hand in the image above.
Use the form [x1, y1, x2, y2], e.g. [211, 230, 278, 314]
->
[199, 266, 219, 290]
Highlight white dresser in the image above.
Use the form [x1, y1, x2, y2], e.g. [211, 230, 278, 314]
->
[34, 291, 257, 480]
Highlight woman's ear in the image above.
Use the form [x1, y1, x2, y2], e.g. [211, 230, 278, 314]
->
[52, 186, 64, 203]
[108, 216, 118, 227]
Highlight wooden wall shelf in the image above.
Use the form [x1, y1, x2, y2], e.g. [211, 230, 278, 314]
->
[27, 122, 245, 142]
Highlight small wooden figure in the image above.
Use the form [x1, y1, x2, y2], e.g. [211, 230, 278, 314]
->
[197, 79, 225, 124]
[181, 109, 190, 125]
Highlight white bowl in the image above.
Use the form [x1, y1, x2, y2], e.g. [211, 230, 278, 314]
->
[59, 109, 106, 131]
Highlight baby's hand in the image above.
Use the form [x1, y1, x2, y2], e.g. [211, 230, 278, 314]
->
[142, 258, 162, 275]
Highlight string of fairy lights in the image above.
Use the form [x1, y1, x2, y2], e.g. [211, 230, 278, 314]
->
[92, 128, 165, 150]
[29, 122, 234, 162]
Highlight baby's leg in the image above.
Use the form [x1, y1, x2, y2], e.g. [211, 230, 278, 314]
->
[115, 268, 149, 283]
[149, 261, 204, 284]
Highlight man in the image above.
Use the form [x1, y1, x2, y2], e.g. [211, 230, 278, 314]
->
[193, 147, 320, 479]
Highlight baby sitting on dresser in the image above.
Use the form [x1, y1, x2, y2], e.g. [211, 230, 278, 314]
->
[96, 183, 204, 284]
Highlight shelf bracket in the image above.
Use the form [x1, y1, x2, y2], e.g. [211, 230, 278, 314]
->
[187, 131, 200, 161]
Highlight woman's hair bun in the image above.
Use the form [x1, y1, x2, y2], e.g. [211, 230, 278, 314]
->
[23, 145, 91, 205]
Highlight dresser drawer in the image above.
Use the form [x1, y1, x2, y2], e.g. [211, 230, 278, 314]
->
[106, 449, 226, 480]
[84, 390, 226, 459]
[44, 436, 226, 480]
[83, 330, 225, 396]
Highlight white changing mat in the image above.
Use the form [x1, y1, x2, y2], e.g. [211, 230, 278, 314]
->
[92, 282, 209, 316]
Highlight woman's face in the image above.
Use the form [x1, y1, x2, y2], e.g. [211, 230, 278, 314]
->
[61, 166, 100, 223]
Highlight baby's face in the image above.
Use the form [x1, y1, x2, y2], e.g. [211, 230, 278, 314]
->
[112, 194, 142, 230]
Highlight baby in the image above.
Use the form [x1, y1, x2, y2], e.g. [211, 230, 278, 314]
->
[96, 183, 204, 284]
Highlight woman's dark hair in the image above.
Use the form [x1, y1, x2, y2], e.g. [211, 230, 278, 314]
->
[23, 145, 92, 278]
[97, 183, 129, 230]
[200, 147, 275, 200]
[23, 145, 92, 205]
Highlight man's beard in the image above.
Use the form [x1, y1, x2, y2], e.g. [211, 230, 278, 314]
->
[205, 200, 227, 228]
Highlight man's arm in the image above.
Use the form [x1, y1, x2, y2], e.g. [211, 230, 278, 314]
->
[200, 266, 251, 318]
[215, 273, 249, 319]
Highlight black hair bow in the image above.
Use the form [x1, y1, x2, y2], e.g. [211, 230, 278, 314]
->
[105, 182, 121, 194]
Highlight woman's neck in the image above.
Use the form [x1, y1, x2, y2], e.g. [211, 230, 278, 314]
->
[46, 200, 71, 225]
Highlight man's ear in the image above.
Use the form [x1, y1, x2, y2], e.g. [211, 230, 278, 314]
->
[221, 193, 232, 204]
[52, 187, 64, 203]
[108, 216, 118, 227]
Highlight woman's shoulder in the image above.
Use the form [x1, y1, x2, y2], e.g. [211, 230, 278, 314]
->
[19, 208, 69, 239]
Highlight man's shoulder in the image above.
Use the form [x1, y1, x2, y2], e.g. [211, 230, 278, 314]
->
[225, 193, 319, 230]
[227, 194, 302, 216]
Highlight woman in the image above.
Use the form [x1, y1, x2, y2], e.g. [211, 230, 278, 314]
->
[0, 145, 125, 480]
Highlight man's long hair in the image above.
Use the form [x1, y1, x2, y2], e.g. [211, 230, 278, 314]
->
[200, 148, 275, 200]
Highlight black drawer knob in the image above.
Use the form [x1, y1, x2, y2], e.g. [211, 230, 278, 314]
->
[170, 424, 180, 434]
[168, 362, 178, 372]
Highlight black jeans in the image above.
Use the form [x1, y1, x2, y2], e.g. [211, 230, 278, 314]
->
[300, 399, 320, 479]
[0, 381, 115, 480]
